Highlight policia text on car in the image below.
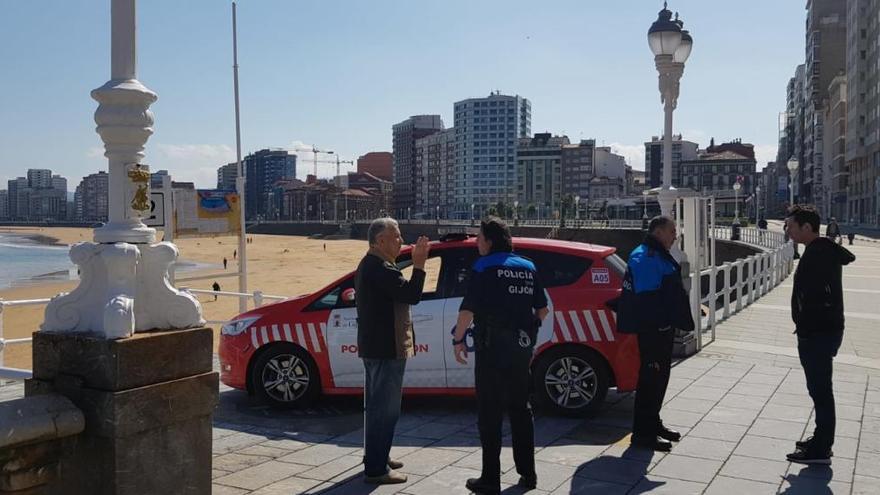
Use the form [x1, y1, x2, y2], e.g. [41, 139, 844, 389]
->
[451, 217, 549, 495]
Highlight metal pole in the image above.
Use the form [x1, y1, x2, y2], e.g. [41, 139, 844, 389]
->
[232, 1, 247, 313]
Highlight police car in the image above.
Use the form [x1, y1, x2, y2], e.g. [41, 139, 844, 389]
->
[218, 235, 639, 416]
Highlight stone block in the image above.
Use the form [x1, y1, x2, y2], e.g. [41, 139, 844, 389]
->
[31, 327, 213, 391]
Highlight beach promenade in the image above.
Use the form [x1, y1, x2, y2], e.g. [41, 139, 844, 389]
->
[1, 238, 879, 494]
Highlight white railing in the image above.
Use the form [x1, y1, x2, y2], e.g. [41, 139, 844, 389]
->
[698, 227, 794, 346]
[0, 289, 287, 382]
[255, 218, 645, 229]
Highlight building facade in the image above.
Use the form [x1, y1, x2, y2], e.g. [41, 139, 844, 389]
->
[243, 149, 296, 220]
[644, 135, 699, 188]
[26, 169, 53, 189]
[680, 151, 757, 219]
[846, 0, 879, 225]
[75, 171, 109, 222]
[802, 0, 847, 216]
[392, 115, 444, 217]
[415, 128, 455, 217]
[356, 152, 393, 180]
[217, 163, 239, 190]
[0, 190, 7, 220]
[453, 92, 531, 216]
[516, 133, 568, 216]
[560, 140, 596, 201]
[825, 74, 848, 219]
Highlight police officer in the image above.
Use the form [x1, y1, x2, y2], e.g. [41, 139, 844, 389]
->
[452, 217, 549, 495]
[617, 215, 694, 451]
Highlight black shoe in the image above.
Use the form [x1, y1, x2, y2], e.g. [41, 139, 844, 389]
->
[787, 447, 832, 465]
[466, 477, 500, 495]
[795, 437, 833, 456]
[517, 475, 537, 489]
[658, 426, 681, 442]
[631, 435, 673, 452]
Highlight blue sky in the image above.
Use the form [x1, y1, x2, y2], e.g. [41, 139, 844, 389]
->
[0, 1, 805, 189]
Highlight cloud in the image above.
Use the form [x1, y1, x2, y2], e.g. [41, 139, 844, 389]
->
[86, 146, 104, 158]
[609, 143, 645, 171]
[149, 143, 236, 188]
[753, 144, 777, 168]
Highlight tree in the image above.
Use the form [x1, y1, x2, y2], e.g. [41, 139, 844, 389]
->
[527, 203, 536, 219]
[559, 194, 574, 228]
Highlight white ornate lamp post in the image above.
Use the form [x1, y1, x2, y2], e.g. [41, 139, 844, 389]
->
[647, 2, 693, 216]
[41, 0, 202, 339]
[574, 195, 580, 220]
[513, 200, 519, 226]
[733, 180, 742, 223]
[787, 158, 799, 207]
[755, 185, 762, 219]
[470, 203, 475, 225]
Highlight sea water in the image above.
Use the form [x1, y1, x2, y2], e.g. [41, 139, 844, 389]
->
[0, 234, 73, 289]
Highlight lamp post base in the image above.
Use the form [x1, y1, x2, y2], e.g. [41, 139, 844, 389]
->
[41, 241, 204, 339]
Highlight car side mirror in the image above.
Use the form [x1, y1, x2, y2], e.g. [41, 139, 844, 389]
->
[342, 288, 356, 303]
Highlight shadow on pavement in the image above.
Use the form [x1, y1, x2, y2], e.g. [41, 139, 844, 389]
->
[779, 465, 834, 494]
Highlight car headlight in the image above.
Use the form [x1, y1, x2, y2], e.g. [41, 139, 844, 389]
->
[221, 316, 261, 336]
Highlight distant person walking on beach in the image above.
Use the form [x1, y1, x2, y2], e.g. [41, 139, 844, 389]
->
[212, 281, 221, 301]
[233, 249, 237, 260]
[223, 257, 228, 270]
[785, 205, 855, 464]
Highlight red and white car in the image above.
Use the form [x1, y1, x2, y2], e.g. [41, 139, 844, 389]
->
[219, 236, 639, 416]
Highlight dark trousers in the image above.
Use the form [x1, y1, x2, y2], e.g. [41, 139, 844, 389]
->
[633, 329, 675, 438]
[475, 351, 536, 487]
[798, 332, 843, 451]
[362, 358, 406, 477]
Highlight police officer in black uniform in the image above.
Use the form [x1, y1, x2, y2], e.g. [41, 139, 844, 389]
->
[451, 217, 549, 494]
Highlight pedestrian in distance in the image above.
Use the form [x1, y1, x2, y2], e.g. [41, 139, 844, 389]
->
[451, 216, 548, 495]
[223, 257, 228, 270]
[616, 215, 694, 452]
[784, 205, 855, 464]
[847, 232, 855, 246]
[212, 281, 221, 301]
[233, 249, 237, 260]
[355, 218, 430, 485]
[826, 217, 842, 245]
[758, 217, 768, 243]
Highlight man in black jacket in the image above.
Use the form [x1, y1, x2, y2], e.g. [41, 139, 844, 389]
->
[784, 205, 855, 464]
[355, 218, 429, 484]
[617, 216, 695, 452]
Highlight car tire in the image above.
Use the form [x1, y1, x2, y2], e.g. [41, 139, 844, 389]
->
[251, 343, 320, 408]
[532, 346, 609, 417]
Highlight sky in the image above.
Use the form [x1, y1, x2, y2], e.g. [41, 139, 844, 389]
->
[0, 1, 806, 190]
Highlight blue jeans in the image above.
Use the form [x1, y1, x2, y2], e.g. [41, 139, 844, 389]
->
[363, 358, 406, 477]
[798, 332, 843, 451]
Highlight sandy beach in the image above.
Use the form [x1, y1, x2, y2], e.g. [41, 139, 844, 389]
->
[0, 226, 368, 370]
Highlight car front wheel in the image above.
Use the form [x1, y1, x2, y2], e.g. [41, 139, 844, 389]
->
[251, 343, 320, 408]
[532, 346, 609, 417]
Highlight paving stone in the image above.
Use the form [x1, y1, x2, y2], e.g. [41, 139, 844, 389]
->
[565, 424, 631, 445]
[715, 393, 769, 411]
[665, 397, 717, 415]
[574, 454, 652, 485]
[759, 403, 813, 422]
[398, 446, 470, 476]
[453, 446, 516, 473]
[838, 418, 864, 439]
[400, 465, 481, 495]
[213, 452, 274, 472]
[719, 454, 789, 484]
[703, 475, 779, 494]
[739, 372, 786, 386]
[703, 406, 760, 426]
[860, 432, 880, 455]
[249, 476, 327, 494]
[601, 443, 666, 464]
[322, 473, 425, 494]
[236, 444, 298, 459]
[767, 392, 813, 408]
[550, 476, 630, 495]
[212, 469, 232, 480]
[661, 409, 704, 428]
[839, 403, 866, 421]
[299, 454, 364, 481]
[649, 454, 722, 483]
[211, 484, 249, 495]
[779, 475, 851, 494]
[787, 457, 856, 483]
[276, 443, 360, 467]
[687, 421, 749, 443]
[748, 418, 809, 441]
[214, 460, 312, 491]
[692, 376, 740, 390]
[733, 435, 793, 462]
[400, 420, 469, 439]
[427, 434, 482, 452]
[533, 442, 608, 467]
[730, 383, 777, 398]
[501, 459, 577, 493]
[213, 430, 274, 455]
[677, 385, 728, 402]
[834, 435, 860, 459]
[856, 451, 880, 477]
[852, 474, 880, 495]
[629, 474, 707, 494]
[671, 436, 737, 461]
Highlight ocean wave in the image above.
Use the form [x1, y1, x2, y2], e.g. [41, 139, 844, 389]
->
[0, 242, 68, 251]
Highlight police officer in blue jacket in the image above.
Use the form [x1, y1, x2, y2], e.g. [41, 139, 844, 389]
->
[617, 215, 695, 451]
[452, 217, 549, 495]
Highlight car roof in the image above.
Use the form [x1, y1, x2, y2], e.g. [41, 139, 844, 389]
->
[400, 236, 616, 258]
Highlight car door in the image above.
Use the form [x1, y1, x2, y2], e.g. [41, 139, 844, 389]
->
[321, 276, 362, 388]
[397, 252, 447, 388]
[439, 247, 480, 388]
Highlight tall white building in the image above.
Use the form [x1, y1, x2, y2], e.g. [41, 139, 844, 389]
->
[27, 169, 53, 189]
[51, 174, 67, 194]
[593, 146, 628, 180]
[453, 92, 531, 215]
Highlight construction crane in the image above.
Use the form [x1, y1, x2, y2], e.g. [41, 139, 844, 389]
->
[291, 144, 334, 177]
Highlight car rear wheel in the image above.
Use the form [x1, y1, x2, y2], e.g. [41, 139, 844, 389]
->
[251, 343, 320, 408]
[532, 346, 609, 417]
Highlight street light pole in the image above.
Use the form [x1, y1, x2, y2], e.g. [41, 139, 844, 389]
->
[733, 180, 741, 224]
[648, 3, 692, 216]
[787, 158, 799, 207]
